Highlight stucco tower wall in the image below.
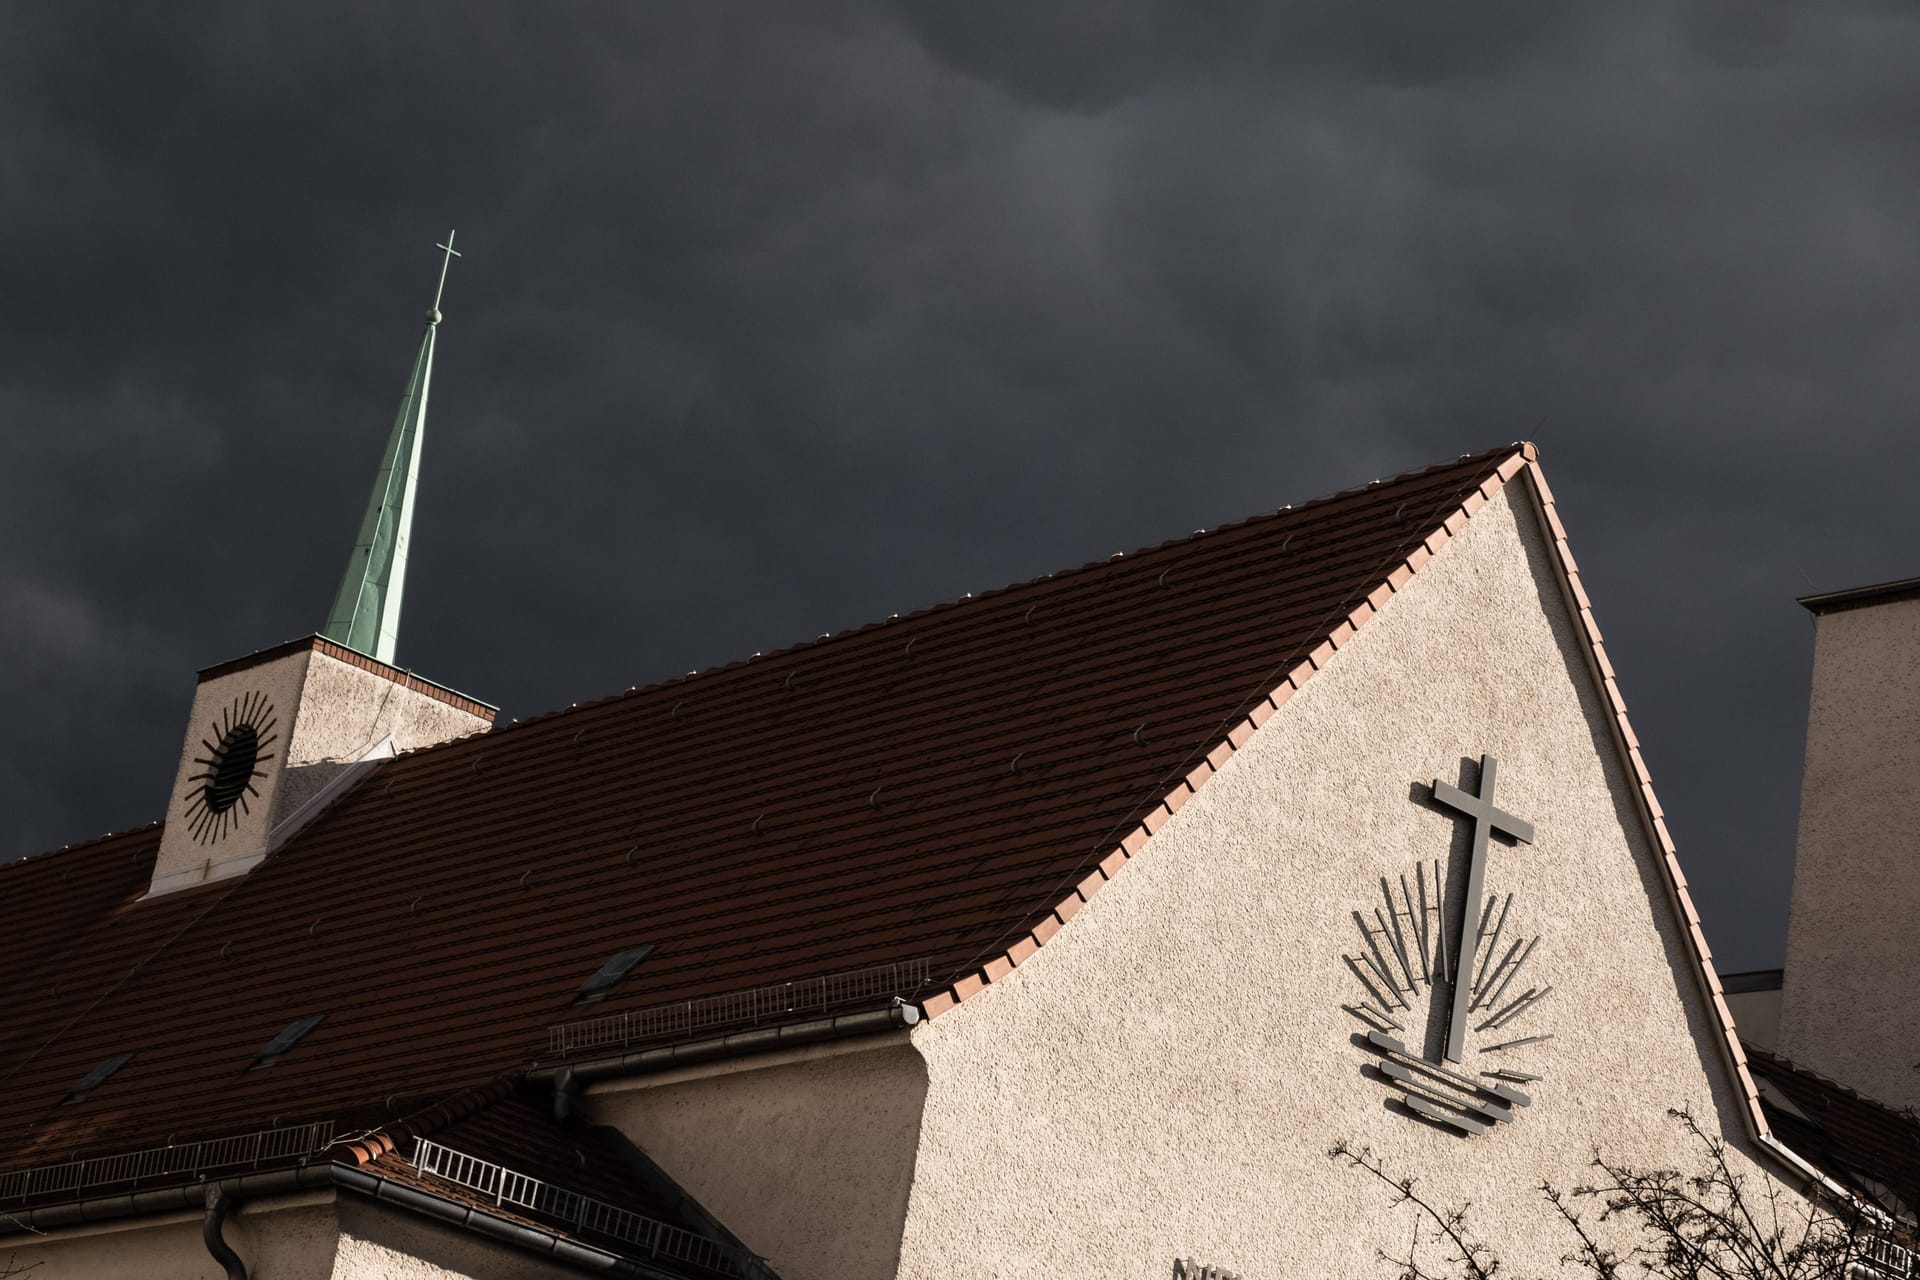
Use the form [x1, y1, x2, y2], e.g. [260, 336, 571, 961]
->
[151, 647, 315, 889]
[896, 482, 1769, 1279]
[586, 1035, 930, 1280]
[1777, 595, 1920, 1109]
[275, 648, 492, 814]
[286, 649, 491, 765]
[149, 643, 492, 896]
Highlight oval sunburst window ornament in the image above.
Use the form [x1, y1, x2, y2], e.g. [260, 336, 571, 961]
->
[183, 692, 279, 844]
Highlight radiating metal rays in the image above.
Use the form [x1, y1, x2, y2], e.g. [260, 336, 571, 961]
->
[1344, 877, 1552, 1040]
[181, 692, 279, 845]
[1484, 1067, 1540, 1084]
[1364, 1030, 1531, 1136]
[1468, 900, 1541, 1014]
[1476, 985, 1552, 1033]
[1342, 860, 1448, 1009]
[1482, 1033, 1552, 1053]
[1344, 863, 1552, 1137]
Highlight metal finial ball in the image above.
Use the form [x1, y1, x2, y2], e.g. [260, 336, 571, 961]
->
[425, 307, 443, 326]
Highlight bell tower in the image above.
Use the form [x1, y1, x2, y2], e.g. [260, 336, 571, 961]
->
[147, 234, 493, 898]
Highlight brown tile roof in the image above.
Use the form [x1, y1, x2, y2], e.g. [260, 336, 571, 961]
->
[0, 824, 159, 1027]
[1745, 1042, 1920, 1219]
[0, 441, 1760, 1193]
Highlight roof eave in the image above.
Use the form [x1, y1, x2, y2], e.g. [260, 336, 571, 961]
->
[527, 1002, 919, 1087]
[0, 1161, 705, 1280]
[1798, 577, 1920, 616]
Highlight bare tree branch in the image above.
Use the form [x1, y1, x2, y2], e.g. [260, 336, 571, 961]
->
[1330, 1140, 1505, 1280]
[1336, 1107, 1893, 1280]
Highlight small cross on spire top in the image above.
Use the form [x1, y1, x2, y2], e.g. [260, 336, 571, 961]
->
[427, 230, 461, 323]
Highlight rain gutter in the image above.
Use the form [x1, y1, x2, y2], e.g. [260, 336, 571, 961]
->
[1756, 1131, 1894, 1226]
[0, 1162, 688, 1280]
[526, 1002, 920, 1088]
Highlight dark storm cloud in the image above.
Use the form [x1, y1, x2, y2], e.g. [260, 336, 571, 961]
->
[5, 2, 1919, 968]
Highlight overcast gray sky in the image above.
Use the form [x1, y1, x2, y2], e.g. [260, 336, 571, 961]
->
[6, 4, 1917, 970]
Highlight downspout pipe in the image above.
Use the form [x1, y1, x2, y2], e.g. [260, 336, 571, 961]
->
[203, 1185, 248, 1280]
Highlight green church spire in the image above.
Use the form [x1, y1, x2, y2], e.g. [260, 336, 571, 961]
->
[322, 232, 460, 664]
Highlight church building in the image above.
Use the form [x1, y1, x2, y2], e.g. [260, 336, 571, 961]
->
[0, 247, 1902, 1278]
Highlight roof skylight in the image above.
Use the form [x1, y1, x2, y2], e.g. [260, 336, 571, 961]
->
[576, 944, 654, 1003]
[252, 1013, 326, 1068]
[64, 1052, 133, 1104]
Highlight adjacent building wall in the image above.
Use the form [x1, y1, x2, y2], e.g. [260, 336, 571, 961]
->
[6, 1192, 340, 1280]
[586, 1035, 928, 1280]
[1722, 970, 1783, 1052]
[1777, 592, 1920, 1109]
[895, 483, 1769, 1279]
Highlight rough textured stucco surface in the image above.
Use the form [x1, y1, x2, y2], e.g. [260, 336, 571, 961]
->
[277, 652, 491, 817]
[8, 1194, 340, 1280]
[152, 649, 313, 885]
[331, 1196, 586, 1279]
[151, 647, 490, 891]
[1778, 598, 1920, 1109]
[287, 650, 491, 770]
[896, 484, 1764, 1279]
[588, 1036, 928, 1280]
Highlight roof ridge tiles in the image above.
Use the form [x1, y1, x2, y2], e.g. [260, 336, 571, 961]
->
[10, 445, 1525, 883]
[915, 451, 1526, 1009]
[439, 442, 1525, 745]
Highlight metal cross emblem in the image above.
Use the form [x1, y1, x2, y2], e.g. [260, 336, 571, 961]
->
[1343, 754, 1549, 1136]
[431, 230, 461, 314]
[1430, 756, 1534, 1062]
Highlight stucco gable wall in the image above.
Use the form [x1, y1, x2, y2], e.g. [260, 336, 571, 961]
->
[897, 482, 1764, 1279]
[330, 1196, 590, 1279]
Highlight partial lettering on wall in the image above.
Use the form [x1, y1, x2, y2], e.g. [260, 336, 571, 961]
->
[1173, 1259, 1242, 1280]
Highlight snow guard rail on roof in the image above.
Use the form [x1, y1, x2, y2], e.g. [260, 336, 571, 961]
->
[548, 958, 932, 1058]
[415, 1138, 771, 1278]
[0, 1119, 335, 1204]
[1863, 1234, 1920, 1279]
